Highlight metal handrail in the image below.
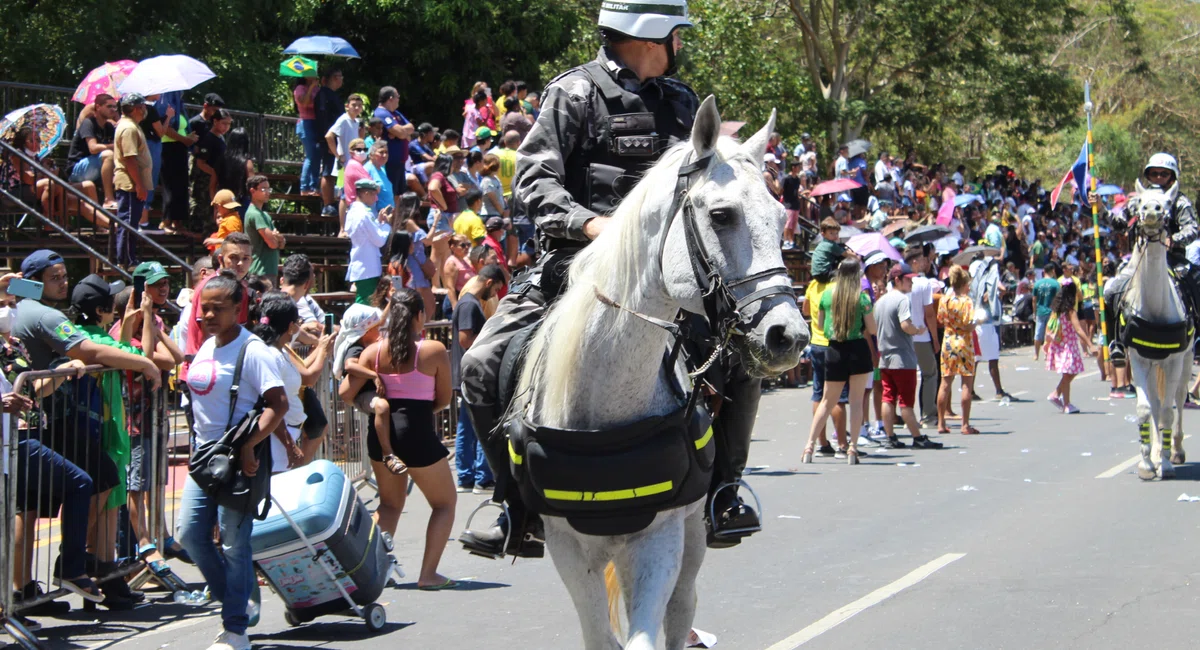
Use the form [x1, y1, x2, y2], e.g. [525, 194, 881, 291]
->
[0, 138, 191, 272]
[0, 185, 132, 281]
[0, 81, 301, 170]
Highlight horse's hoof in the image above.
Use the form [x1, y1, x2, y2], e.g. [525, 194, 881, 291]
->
[1172, 452, 1186, 465]
[1138, 466, 1157, 481]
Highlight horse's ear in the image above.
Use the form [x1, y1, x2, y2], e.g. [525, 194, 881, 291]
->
[1135, 179, 1147, 195]
[741, 109, 778, 163]
[1165, 180, 1180, 204]
[692, 95, 721, 156]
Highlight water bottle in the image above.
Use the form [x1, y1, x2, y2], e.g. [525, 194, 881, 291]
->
[999, 396, 1011, 407]
[173, 589, 208, 605]
[1124, 414, 1138, 423]
[246, 599, 261, 626]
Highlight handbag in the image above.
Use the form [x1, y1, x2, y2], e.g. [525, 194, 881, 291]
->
[187, 339, 273, 519]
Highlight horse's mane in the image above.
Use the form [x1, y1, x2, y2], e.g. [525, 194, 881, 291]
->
[517, 136, 750, 424]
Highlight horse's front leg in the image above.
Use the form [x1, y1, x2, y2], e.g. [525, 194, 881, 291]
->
[1173, 348, 1191, 466]
[619, 510, 686, 650]
[544, 517, 622, 650]
[1130, 359, 1158, 480]
[664, 502, 706, 650]
[1158, 355, 1189, 478]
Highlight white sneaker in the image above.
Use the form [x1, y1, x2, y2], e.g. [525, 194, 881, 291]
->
[207, 630, 252, 650]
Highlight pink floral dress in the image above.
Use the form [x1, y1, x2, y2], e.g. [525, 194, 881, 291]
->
[1045, 313, 1085, 375]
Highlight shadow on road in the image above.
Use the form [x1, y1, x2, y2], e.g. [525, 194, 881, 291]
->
[1170, 463, 1200, 481]
[390, 579, 509, 592]
[251, 619, 416, 647]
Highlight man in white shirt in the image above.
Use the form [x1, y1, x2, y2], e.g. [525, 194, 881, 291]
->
[344, 178, 393, 305]
[834, 145, 850, 179]
[904, 245, 941, 426]
[951, 165, 965, 188]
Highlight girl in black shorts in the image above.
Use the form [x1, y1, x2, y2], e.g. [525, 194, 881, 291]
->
[804, 258, 877, 465]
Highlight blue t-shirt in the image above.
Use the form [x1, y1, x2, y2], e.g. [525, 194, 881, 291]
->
[373, 106, 410, 169]
[364, 161, 394, 209]
[850, 155, 868, 185]
[409, 140, 433, 165]
[406, 228, 431, 289]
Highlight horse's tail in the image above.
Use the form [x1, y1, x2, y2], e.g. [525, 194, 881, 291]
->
[605, 561, 623, 640]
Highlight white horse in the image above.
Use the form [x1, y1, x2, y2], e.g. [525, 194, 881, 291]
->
[1122, 180, 1192, 479]
[513, 97, 807, 649]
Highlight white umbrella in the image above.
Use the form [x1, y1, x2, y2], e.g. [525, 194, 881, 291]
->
[117, 55, 215, 96]
[933, 234, 960, 254]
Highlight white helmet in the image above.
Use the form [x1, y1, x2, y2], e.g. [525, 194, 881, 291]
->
[598, 0, 692, 41]
[1144, 152, 1180, 180]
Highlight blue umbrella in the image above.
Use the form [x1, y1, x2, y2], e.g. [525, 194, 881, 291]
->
[284, 36, 361, 59]
[1095, 184, 1123, 196]
[954, 193, 983, 208]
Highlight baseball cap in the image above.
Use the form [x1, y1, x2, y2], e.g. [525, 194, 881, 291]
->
[71, 274, 126, 308]
[864, 251, 889, 268]
[354, 178, 380, 192]
[133, 261, 170, 285]
[203, 93, 226, 107]
[763, 153, 780, 164]
[210, 189, 241, 210]
[442, 145, 466, 157]
[20, 249, 64, 278]
[120, 93, 147, 109]
[888, 262, 918, 281]
[485, 217, 508, 232]
[802, 132, 812, 139]
[475, 126, 496, 140]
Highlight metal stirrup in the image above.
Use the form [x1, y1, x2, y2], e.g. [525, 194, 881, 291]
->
[461, 500, 512, 559]
[707, 480, 764, 538]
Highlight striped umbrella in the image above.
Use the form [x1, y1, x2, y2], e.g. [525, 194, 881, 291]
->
[72, 60, 138, 104]
[0, 104, 67, 159]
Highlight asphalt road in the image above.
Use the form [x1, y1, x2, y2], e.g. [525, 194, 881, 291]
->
[15, 346, 1200, 650]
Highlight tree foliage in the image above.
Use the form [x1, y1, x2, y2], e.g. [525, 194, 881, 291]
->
[0, 0, 581, 127]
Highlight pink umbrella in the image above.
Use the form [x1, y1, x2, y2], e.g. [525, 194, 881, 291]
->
[846, 233, 903, 262]
[72, 60, 138, 104]
[810, 178, 862, 197]
[935, 192, 957, 226]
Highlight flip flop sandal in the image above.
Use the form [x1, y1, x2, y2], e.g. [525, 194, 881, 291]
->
[384, 454, 408, 475]
[961, 426, 980, 435]
[417, 578, 459, 591]
[54, 576, 105, 603]
[937, 428, 952, 434]
[147, 559, 175, 579]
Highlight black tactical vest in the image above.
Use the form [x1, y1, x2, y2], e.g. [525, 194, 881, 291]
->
[549, 59, 697, 251]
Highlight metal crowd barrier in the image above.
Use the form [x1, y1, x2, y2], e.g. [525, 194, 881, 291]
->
[1, 365, 187, 649]
[0, 318, 459, 647]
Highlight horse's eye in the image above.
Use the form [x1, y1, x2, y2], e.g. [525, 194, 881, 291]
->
[709, 208, 734, 227]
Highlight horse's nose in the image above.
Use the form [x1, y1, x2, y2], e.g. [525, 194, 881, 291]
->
[765, 323, 807, 358]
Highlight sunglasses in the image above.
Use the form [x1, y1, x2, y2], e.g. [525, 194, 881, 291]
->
[351, 147, 368, 153]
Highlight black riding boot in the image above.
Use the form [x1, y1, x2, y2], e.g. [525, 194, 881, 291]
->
[457, 399, 545, 559]
[706, 364, 763, 549]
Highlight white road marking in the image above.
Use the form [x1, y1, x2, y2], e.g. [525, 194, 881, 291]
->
[763, 553, 965, 649]
[1079, 370, 1100, 379]
[1096, 435, 1192, 478]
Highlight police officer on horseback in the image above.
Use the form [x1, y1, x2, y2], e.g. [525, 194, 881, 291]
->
[458, 0, 765, 559]
[1107, 153, 1199, 366]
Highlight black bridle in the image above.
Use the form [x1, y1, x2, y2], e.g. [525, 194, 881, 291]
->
[595, 149, 795, 374]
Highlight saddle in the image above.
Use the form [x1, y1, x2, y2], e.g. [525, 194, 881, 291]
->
[496, 317, 716, 537]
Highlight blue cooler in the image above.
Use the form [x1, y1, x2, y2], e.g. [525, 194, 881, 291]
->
[251, 460, 390, 626]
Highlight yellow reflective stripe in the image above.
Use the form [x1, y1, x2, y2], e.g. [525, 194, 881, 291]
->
[694, 426, 714, 450]
[543, 480, 674, 502]
[1130, 337, 1182, 349]
[509, 440, 523, 465]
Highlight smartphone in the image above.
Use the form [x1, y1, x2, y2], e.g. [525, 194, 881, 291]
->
[324, 312, 335, 335]
[133, 275, 146, 306]
[8, 278, 43, 301]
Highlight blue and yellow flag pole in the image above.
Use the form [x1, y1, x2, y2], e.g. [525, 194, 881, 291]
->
[1085, 82, 1109, 361]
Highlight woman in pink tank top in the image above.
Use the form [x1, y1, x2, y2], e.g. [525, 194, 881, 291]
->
[348, 288, 458, 589]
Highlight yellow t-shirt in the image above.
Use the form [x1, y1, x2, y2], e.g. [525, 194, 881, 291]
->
[495, 148, 518, 197]
[113, 116, 152, 192]
[454, 209, 486, 243]
[804, 278, 833, 347]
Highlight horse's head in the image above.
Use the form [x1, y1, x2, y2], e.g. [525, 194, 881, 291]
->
[660, 97, 808, 377]
[1133, 179, 1179, 238]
